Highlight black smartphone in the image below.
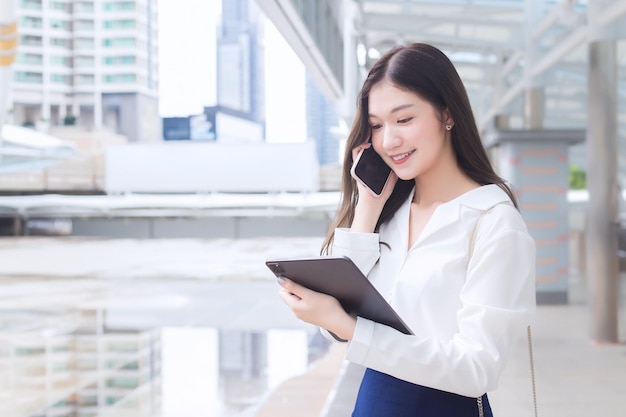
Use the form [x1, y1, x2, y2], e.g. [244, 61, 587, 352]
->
[350, 146, 392, 196]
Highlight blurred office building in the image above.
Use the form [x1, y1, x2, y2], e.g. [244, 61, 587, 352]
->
[162, 0, 265, 142]
[306, 74, 341, 166]
[162, 105, 264, 143]
[11, 0, 161, 142]
[0, 309, 161, 416]
[217, 0, 265, 126]
[218, 330, 268, 409]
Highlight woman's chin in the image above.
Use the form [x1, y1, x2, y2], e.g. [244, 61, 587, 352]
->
[394, 171, 416, 182]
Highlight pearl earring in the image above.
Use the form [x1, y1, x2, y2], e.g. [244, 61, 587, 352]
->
[445, 124, 452, 131]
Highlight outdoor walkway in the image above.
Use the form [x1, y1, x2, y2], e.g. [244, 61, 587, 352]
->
[1, 237, 624, 417]
[254, 304, 626, 417]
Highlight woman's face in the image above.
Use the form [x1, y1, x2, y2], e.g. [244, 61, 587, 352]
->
[367, 81, 453, 182]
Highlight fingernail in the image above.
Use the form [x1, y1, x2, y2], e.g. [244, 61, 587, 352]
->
[277, 276, 285, 284]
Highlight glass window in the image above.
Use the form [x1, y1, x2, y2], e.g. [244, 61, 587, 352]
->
[75, 74, 94, 85]
[102, 37, 136, 48]
[50, 37, 70, 47]
[50, 19, 71, 30]
[75, 56, 94, 67]
[51, 74, 68, 83]
[20, 35, 42, 47]
[103, 1, 135, 11]
[49, 1, 69, 11]
[106, 377, 139, 388]
[74, 1, 94, 12]
[16, 53, 43, 65]
[78, 395, 97, 406]
[103, 19, 136, 29]
[103, 73, 136, 83]
[20, 16, 42, 28]
[103, 55, 136, 65]
[14, 346, 45, 355]
[20, 0, 42, 10]
[50, 55, 70, 66]
[75, 37, 94, 49]
[75, 19, 94, 31]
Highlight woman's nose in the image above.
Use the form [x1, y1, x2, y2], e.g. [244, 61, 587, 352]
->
[382, 126, 401, 150]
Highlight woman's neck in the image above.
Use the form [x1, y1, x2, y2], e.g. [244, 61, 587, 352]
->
[412, 165, 479, 207]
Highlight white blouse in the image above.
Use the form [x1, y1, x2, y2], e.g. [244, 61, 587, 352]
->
[330, 184, 536, 398]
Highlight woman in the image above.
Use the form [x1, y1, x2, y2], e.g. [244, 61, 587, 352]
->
[277, 43, 536, 416]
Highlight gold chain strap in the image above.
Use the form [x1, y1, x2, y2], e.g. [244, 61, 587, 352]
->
[477, 395, 484, 417]
[528, 325, 538, 417]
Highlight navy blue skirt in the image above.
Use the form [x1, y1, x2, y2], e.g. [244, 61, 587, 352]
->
[352, 368, 493, 417]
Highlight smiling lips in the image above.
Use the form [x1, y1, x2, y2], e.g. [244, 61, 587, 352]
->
[390, 150, 415, 164]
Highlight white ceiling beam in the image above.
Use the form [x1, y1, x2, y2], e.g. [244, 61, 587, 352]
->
[597, 0, 626, 26]
[480, 0, 626, 130]
[498, 50, 522, 81]
[366, 31, 519, 52]
[532, 0, 579, 40]
[363, 11, 522, 29]
[255, 0, 343, 101]
[498, 0, 582, 83]
[361, 0, 525, 11]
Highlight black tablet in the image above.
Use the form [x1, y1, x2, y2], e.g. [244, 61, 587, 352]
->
[266, 256, 413, 335]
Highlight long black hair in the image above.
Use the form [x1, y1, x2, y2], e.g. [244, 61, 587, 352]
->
[322, 43, 517, 254]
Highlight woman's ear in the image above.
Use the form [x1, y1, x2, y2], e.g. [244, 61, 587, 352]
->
[442, 109, 454, 127]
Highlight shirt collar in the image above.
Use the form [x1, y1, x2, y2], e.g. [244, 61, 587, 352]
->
[391, 184, 513, 248]
[407, 183, 513, 211]
[455, 184, 514, 211]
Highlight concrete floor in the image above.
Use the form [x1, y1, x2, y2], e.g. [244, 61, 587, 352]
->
[1, 236, 625, 417]
[258, 303, 626, 417]
[0, 236, 325, 417]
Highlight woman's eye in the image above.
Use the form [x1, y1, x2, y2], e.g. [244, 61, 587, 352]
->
[369, 124, 382, 130]
[398, 117, 413, 124]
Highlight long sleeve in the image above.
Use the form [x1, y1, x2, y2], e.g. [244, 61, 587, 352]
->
[330, 228, 381, 276]
[344, 205, 536, 397]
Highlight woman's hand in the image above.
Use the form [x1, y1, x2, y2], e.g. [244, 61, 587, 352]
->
[277, 277, 356, 341]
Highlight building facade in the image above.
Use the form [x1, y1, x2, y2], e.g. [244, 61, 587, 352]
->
[306, 74, 341, 166]
[216, 0, 265, 127]
[0, 309, 161, 416]
[11, 0, 160, 142]
[163, 105, 264, 143]
[163, 0, 266, 142]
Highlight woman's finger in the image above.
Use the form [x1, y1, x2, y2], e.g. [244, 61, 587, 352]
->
[277, 277, 311, 298]
[351, 142, 371, 162]
[277, 287, 301, 306]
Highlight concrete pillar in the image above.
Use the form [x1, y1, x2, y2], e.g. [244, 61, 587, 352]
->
[586, 0, 619, 344]
[494, 114, 510, 130]
[13, 217, 22, 236]
[94, 92, 103, 128]
[586, 40, 619, 343]
[524, 88, 544, 129]
[522, 0, 544, 130]
[488, 114, 510, 168]
[40, 101, 51, 131]
[41, 94, 51, 121]
[59, 101, 66, 120]
[486, 129, 584, 305]
[71, 102, 79, 121]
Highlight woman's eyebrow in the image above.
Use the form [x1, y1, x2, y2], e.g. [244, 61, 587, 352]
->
[369, 103, 415, 118]
[391, 103, 415, 113]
